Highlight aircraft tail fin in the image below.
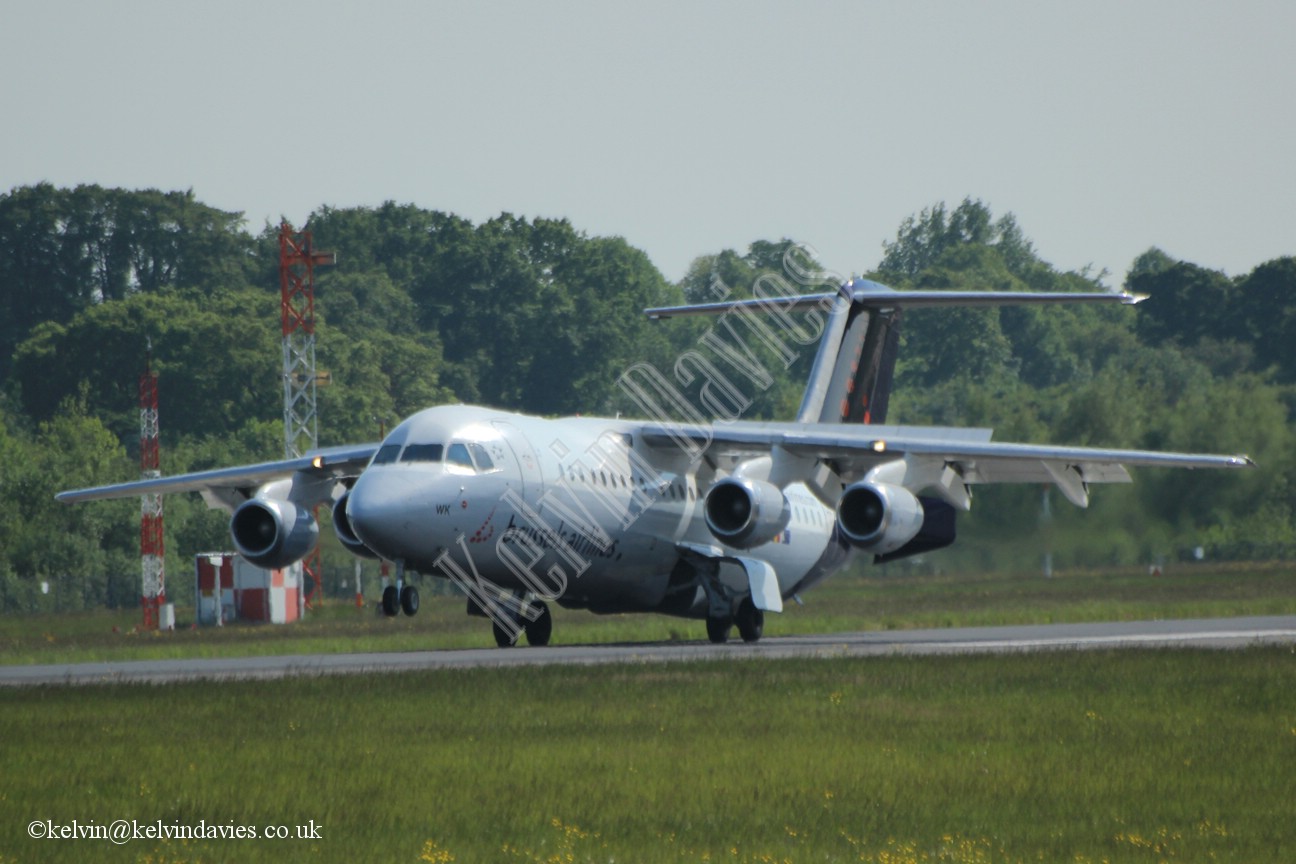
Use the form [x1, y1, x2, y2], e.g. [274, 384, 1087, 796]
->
[645, 279, 1144, 426]
[815, 304, 902, 424]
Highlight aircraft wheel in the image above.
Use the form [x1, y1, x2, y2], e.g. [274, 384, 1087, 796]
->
[524, 602, 552, 647]
[381, 585, 400, 617]
[492, 619, 519, 648]
[735, 598, 764, 643]
[400, 585, 420, 617]
[706, 616, 732, 644]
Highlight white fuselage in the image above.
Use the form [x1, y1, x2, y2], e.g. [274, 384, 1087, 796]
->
[345, 405, 851, 618]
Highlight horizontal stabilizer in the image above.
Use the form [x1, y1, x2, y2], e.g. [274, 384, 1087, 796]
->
[644, 279, 1145, 319]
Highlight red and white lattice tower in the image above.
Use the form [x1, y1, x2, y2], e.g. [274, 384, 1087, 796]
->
[139, 358, 165, 630]
[279, 222, 335, 607]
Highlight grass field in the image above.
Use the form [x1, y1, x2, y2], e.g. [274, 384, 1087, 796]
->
[2, 649, 1294, 863]
[4, 562, 1296, 665]
[3, 564, 1294, 863]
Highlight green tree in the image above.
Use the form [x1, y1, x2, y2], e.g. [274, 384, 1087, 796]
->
[891, 247, 1019, 391]
[12, 289, 282, 443]
[0, 184, 254, 376]
[877, 198, 1036, 281]
[1125, 247, 1177, 285]
[1235, 257, 1296, 381]
[1129, 260, 1239, 349]
[1, 404, 136, 611]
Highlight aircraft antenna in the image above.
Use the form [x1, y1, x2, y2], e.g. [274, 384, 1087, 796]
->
[278, 222, 335, 609]
[139, 344, 166, 630]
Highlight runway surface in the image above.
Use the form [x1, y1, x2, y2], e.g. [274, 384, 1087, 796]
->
[4, 615, 1295, 687]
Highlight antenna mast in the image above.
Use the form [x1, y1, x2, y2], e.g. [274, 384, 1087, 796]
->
[278, 222, 335, 459]
[278, 222, 335, 608]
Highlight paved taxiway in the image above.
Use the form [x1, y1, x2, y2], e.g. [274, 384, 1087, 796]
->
[4, 615, 1295, 687]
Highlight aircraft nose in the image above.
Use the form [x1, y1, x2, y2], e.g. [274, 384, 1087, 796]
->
[346, 470, 431, 563]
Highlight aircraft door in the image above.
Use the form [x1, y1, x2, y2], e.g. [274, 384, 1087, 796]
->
[492, 420, 544, 509]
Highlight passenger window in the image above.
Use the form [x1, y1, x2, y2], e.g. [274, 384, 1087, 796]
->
[446, 443, 474, 471]
[468, 443, 496, 472]
[372, 443, 403, 465]
[400, 443, 444, 463]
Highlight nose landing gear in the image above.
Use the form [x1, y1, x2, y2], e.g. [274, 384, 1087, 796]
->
[380, 584, 420, 616]
[380, 561, 420, 617]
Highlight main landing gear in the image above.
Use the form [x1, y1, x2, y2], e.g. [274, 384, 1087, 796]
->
[464, 588, 552, 648]
[706, 597, 764, 644]
[686, 548, 770, 645]
[491, 600, 552, 648]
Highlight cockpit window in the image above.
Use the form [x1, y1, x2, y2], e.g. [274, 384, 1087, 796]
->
[372, 443, 403, 466]
[446, 442, 474, 470]
[400, 443, 444, 463]
[468, 443, 496, 472]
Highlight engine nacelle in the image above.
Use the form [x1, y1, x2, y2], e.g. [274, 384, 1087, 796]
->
[230, 498, 319, 570]
[703, 477, 791, 549]
[331, 491, 379, 559]
[835, 481, 925, 555]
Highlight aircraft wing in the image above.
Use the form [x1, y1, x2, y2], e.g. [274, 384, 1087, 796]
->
[56, 444, 379, 511]
[638, 421, 1252, 507]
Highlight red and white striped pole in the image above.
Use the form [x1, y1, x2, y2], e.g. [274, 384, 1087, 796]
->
[140, 350, 165, 630]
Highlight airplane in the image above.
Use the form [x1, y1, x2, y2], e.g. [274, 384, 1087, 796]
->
[57, 278, 1254, 647]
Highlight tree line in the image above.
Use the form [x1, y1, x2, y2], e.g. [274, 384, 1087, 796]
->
[0, 186, 1291, 611]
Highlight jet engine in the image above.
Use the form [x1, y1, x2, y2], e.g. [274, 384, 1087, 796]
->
[331, 491, 379, 559]
[230, 498, 319, 569]
[703, 477, 791, 549]
[835, 481, 925, 556]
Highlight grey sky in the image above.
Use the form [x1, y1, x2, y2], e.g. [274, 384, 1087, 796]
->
[3, 0, 1291, 285]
